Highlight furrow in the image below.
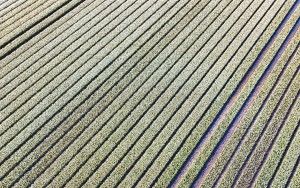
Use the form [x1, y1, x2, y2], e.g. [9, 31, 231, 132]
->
[247, 71, 300, 187]
[0, 0, 136, 141]
[85, 0, 262, 187]
[168, 2, 300, 187]
[256, 93, 300, 188]
[0, 0, 184, 186]
[0, 0, 73, 47]
[47, 0, 230, 186]
[0, 0, 50, 32]
[0, 0, 19, 10]
[0, 0, 119, 105]
[286, 152, 300, 188]
[1, 0, 298, 186]
[213, 18, 300, 188]
[31, 0, 212, 186]
[149, 2, 296, 187]
[201, 39, 300, 188]
[193, 21, 300, 188]
[0, 0, 93, 61]
[114, 0, 278, 187]
[232, 32, 300, 188]
[0, 0, 38, 25]
[271, 123, 300, 188]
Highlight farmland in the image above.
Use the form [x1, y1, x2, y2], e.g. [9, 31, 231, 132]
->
[0, 0, 299, 187]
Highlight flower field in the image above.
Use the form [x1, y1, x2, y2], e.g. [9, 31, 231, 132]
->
[0, 0, 299, 187]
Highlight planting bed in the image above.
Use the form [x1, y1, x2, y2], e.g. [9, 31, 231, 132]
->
[0, 0, 299, 187]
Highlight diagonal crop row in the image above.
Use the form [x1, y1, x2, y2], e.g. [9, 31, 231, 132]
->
[0, 0, 176, 170]
[0, 0, 165, 164]
[0, 0, 155, 172]
[231, 54, 293, 187]
[0, 0, 106, 64]
[0, 0, 104, 61]
[151, 1, 296, 187]
[168, 1, 298, 187]
[0, 0, 24, 15]
[0, 0, 140, 153]
[0, 0, 178, 177]
[0, 0, 36, 25]
[0, 0, 53, 33]
[258, 90, 300, 188]
[194, 23, 300, 188]
[29, 0, 218, 186]
[105, 0, 280, 187]
[0, 0, 192, 186]
[1, 0, 299, 187]
[285, 152, 300, 188]
[257, 79, 300, 188]
[212, 18, 300, 188]
[21, 0, 211, 187]
[269, 120, 300, 187]
[0, 0, 116, 92]
[200, 40, 300, 188]
[237, 71, 300, 187]
[81, 0, 264, 187]
[182, 3, 298, 188]
[0, 0, 139, 136]
[35, 0, 230, 186]
[231, 39, 300, 187]
[0, 0, 76, 50]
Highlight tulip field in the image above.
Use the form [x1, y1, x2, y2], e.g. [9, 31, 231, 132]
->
[0, 0, 299, 187]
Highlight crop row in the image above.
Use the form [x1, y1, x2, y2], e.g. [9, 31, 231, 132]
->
[0, 0, 184, 185]
[201, 39, 300, 188]
[1, 0, 299, 187]
[166, 0, 299, 187]
[0, 0, 80, 58]
[256, 87, 299, 188]
[0, 0, 215, 186]
[39, 0, 239, 186]
[194, 7, 300, 188]
[0, 0, 105, 63]
[90, 0, 262, 186]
